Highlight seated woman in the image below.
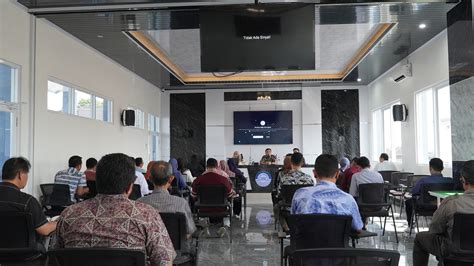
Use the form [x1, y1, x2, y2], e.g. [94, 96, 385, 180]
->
[177, 158, 194, 185]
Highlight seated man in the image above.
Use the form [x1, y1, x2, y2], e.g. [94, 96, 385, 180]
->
[138, 161, 196, 249]
[0, 157, 57, 242]
[192, 158, 234, 237]
[292, 154, 363, 232]
[373, 153, 397, 171]
[134, 157, 151, 196]
[53, 153, 176, 266]
[405, 158, 453, 229]
[413, 160, 474, 266]
[349, 157, 383, 198]
[54, 155, 89, 202]
[84, 157, 97, 181]
[260, 148, 277, 165]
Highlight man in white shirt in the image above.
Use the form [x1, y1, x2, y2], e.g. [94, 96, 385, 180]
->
[373, 153, 397, 172]
[134, 157, 151, 197]
[350, 156, 384, 197]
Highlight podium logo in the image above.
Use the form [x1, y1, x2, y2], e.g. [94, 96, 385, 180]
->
[255, 171, 272, 188]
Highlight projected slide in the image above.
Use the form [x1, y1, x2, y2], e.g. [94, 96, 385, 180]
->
[234, 111, 293, 145]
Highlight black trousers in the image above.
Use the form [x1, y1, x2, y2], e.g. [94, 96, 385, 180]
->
[413, 231, 450, 266]
[405, 198, 414, 226]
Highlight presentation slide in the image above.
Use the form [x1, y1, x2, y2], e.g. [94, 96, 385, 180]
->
[234, 111, 293, 145]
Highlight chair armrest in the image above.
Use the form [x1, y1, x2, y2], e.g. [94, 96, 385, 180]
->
[357, 203, 391, 208]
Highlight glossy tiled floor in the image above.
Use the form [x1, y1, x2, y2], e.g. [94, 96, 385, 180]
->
[196, 193, 439, 266]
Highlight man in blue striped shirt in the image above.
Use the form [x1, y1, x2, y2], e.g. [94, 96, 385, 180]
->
[291, 154, 363, 232]
[54, 155, 88, 202]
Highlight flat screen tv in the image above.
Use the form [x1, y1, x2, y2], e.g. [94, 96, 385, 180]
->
[200, 4, 315, 72]
[234, 111, 293, 145]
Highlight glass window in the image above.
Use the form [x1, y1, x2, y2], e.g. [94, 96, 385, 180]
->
[148, 114, 160, 132]
[74, 90, 92, 118]
[0, 63, 14, 102]
[48, 80, 71, 112]
[131, 108, 144, 129]
[437, 86, 452, 163]
[416, 89, 436, 164]
[371, 103, 402, 162]
[0, 109, 12, 169]
[94, 96, 112, 122]
[372, 110, 383, 161]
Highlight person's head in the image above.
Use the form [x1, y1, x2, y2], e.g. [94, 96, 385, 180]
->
[233, 151, 241, 160]
[135, 157, 144, 168]
[86, 157, 98, 170]
[177, 158, 187, 171]
[149, 161, 174, 189]
[283, 153, 292, 171]
[96, 153, 136, 195]
[379, 153, 389, 162]
[356, 157, 370, 169]
[313, 154, 339, 182]
[461, 160, 474, 191]
[1, 157, 31, 189]
[265, 148, 272, 156]
[206, 158, 218, 169]
[290, 152, 305, 169]
[429, 158, 444, 174]
[293, 148, 300, 153]
[350, 157, 360, 167]
[68, 155, 82, 170]
[219, 160, 229, 171]
[339, 157, 350, 169]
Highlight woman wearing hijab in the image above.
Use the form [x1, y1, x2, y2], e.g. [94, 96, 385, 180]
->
[225, 158, 245, 217]
[169, 158, 187, 190]
[219, 160, 235, 178]
[339, 157, 350, 173]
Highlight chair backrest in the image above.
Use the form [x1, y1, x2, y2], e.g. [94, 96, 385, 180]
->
[280, 184, 313, 205]
[48, 248, 146, 266]
[391, 172, 413, 186]
[407, 175, 429, 188]
[452, 213, 474, 254]
[86, 180, 97, 197]
[420, 182, 454, 206]
[378, 171, 399, 183]
[40, 183, 72, 206]
[292, 248, 400, 266]
[0, 212, 37, 256]
[197, 184, 227, 205]
[288, 214, 352, 249]
[358, 183, 387, 205]
[160, 212, 187, 251]
[128, 184, 141, 200]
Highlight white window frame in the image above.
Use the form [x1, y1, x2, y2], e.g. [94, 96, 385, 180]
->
[371, 100, 402, 163]
[148, 114, 160, 160]
[415, 81, 452, 166]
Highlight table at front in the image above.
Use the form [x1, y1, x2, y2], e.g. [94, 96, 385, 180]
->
[428, 191, 464, 207]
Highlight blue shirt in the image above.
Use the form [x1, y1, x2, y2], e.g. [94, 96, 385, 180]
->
[411, 174, 453, 196]
[291, 180, 363, 231]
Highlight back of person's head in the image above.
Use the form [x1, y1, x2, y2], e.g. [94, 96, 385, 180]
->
[68, 155, 82, 168]
[380, 153, 389, 161]
[314, 154, 339, 178]
[356, 156, 370, 169]
[265, 148, 271, 152]
[290, 152, 304, 166]
[1, 157, 31, 181]
[206, 158, 218, 168]
[135, 157, 144, 167]
[86, 157, 98, 169]
[429, 158, 444, 172]
[461, 160, 474, 185]
[150, 161, 173, 186]
[339, 157, 349, 168]
[283, 154, 292, 170]
[177, 158, 187, 171]
[293, 148, 300, 153]
[96, 153, 135, 195]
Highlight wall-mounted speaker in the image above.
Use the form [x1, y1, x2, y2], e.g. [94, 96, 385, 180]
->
[121, 109, 135, 126]
[393, 104, 408, 122]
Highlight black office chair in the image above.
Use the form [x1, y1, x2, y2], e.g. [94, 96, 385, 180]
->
[194, 184, 233, 243]
[40, 184, 74, 217]
[160, 212, 197, 265]
[86, 180, 98, 198]
[128, 184, 142, 200]
[410, 182, 454, 234]
[0, 212, 45, 264]
[389, 172, 413, 215]
[47, 248, 146, 266]
[358, 183, 398, 243]
[443, 213, 474, 265]
[292, 248, 400, 266]
[283, 214, 352, 266]
[277, 184, 313, 231]
[378, 171, 399, 183]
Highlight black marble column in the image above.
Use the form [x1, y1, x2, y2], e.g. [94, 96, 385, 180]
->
[447, 0, 474, 163]
[321, 89, 360, 159]
[170, 93, 206, 163]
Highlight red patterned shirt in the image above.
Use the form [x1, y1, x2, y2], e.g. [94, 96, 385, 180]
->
[53, 194, 176, 266]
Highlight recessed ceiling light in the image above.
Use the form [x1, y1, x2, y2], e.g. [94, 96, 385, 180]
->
[357, 78, 362, 82]
[97, 35, 104, 38]
[419, 24, 427, 29]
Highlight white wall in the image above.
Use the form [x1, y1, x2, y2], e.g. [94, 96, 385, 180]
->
[368, 30, 451, 175]
[0, 1, 163, 196]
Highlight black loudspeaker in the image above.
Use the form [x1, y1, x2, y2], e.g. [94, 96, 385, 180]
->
[393, 104, 408, 122]
[121, 109, 135, 126]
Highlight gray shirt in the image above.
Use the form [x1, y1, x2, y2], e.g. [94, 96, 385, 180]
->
[430, 189, 474, 240]
[138, 188, 196, 234]
[349, 168, 384, 197]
